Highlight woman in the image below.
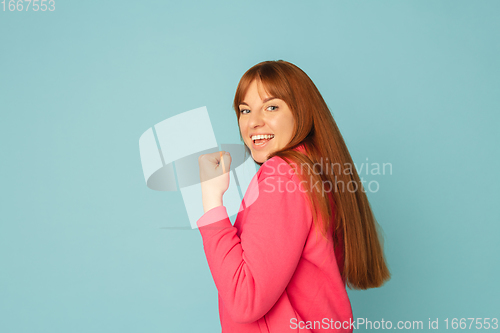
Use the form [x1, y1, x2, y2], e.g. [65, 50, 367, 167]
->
[197, 60, 390, 332]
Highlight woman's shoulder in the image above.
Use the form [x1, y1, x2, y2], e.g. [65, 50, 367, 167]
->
[256, 144, 308, 183]
[257, 155, 299, 184]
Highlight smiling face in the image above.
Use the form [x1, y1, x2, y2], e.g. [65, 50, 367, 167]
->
[238, 79, 296, 163]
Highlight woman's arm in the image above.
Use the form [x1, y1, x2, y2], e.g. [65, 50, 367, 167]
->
[197, 172, 312, 324]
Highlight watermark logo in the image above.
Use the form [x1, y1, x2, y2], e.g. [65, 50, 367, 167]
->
[139, 107, 392, 229]
[138, 106, 258, 229]
[261, 157, 393, 195]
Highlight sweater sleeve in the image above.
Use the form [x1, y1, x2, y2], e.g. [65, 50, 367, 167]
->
[196, 172, 312, 324]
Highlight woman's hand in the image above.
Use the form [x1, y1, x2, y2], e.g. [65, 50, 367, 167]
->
[198, 151, 232, 213]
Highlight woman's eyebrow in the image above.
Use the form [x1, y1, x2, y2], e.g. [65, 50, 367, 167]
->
[239, 97, 278, 107]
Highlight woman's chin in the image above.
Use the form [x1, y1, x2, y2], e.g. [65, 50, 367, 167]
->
[251, 151, 267, 164]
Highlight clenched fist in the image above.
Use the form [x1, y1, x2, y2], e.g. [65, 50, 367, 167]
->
[198, 151, 232, 213]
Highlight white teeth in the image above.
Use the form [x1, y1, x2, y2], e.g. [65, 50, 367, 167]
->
[251, 134, 275, 140]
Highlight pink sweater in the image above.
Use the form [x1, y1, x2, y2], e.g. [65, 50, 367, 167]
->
[197, 146, 353, 332]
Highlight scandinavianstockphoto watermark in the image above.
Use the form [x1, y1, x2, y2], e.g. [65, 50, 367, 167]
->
[262, 157, 393, 194]
[290, 317, 422, 330]
[290, 317, 499, 330]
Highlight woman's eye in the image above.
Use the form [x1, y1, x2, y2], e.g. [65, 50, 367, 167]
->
[240, 105, 278, 114]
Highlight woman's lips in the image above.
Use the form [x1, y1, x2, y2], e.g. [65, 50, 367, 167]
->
[252, 137, 273, 149]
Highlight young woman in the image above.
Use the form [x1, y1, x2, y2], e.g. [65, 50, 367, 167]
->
[197, 60, 390, 332]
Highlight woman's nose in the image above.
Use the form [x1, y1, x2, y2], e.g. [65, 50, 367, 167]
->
[248, 110, 264, 128]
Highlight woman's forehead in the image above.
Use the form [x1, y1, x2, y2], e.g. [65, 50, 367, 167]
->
[245, 79, 273, 101]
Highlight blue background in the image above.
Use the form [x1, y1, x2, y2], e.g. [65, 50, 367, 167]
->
[1, 0, 499, 332]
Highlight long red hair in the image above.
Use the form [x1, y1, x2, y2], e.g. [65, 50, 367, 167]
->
[233, 60, 390, 289]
